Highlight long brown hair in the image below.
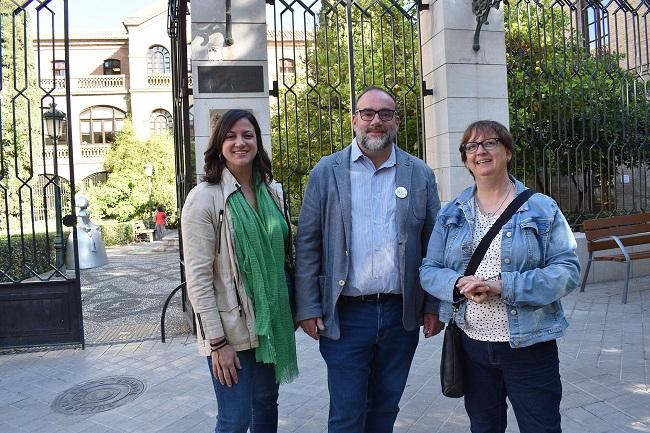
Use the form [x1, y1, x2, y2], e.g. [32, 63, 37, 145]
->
[202, 109, 273, 185]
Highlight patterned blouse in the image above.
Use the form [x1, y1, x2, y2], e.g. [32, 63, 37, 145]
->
[462, 201, 510, 342]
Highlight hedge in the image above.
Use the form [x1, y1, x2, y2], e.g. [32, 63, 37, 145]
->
[99, 220, 134, 246]
[0, 231, 67, 283]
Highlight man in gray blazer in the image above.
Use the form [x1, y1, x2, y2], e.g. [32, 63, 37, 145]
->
[295, 86, 444, 433]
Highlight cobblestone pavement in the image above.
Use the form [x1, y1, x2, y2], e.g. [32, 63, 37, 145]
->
[80, 237, 188, 344]
[1, 241, 649, 432]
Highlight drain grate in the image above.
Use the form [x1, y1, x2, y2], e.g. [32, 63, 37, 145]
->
[51, 376, 145, 415]
[93, 322, 159, 344]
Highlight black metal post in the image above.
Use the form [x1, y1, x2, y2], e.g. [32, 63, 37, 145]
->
[147, 175, 153, 226]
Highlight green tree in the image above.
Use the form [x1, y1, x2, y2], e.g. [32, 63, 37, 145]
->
[270, 0, 424, 217]
[505, 0, 650, 216]
[86, 120, 178, 226]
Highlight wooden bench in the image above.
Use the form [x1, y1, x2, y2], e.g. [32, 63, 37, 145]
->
[133, 220, 154, 243]
[580, 213, 650, 303]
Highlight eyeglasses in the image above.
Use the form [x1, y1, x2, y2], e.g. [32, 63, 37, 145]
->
[355, 109, 397, 122]
[463, 138, 501, 154]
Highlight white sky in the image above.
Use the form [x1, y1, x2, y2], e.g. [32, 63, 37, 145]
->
[67, 0, 157, 31]
[25, 0, 304, 34]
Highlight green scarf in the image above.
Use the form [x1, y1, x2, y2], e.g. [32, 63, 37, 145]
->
[228, 177, 298, 384]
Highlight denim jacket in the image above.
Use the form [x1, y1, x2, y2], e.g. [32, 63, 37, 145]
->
[419, 177, 580, 348]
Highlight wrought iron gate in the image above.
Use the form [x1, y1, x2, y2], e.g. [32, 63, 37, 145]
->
[0, 0, 82, 348]
[505, 0, 650, 228]
[168, 0, 194, 330]
[268, 0, 430, 217]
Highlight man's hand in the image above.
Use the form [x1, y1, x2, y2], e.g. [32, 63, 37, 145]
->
[423, 313, 444, 338]
[299, 317, 325, 340]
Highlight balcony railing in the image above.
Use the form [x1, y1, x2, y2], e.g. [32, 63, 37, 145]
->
[42, 144, 111, 161]
[80, 144, 111, 159]
[147, 73, 172, 87]
[43, 146, 69, 160]
[40, 75, 126, 93]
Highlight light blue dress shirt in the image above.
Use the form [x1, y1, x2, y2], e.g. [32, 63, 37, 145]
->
[345, 139, 400, 295]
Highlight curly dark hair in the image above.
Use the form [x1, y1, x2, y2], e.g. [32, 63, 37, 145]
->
[459, 120, 514, 174]
[202, 109, 273, 185]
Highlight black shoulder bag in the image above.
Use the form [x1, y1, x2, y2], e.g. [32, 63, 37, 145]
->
[440, 188, 535, 398]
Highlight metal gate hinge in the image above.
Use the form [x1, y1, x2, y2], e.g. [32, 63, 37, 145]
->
[422, 80, 433, 97]
[417, 1, 430, 11]
[270, 80, 278, 97]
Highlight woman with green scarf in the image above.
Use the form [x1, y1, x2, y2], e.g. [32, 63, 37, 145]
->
[182, 109, 298, 433]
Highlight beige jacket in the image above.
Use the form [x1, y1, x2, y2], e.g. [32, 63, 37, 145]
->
[181, 169, 284, 356]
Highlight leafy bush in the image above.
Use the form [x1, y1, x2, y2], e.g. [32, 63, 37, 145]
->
[86, 120, 178, 226]
[0, 231, 69, 283]
[98, 220, 134, 246]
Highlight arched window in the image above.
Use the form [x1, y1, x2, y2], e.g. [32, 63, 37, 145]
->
[103, 59, 121, 75]
[33, 174, 71, 222]
[80, 106, 126, 144]
[279, 58, 295, 74]
[149, 109, 173, 135]
[80, 171, 109, 192]
[147, 45, 171, 73]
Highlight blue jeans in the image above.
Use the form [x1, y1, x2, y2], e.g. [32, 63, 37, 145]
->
[206, 350, 279, 433]
[319, 297, 419, 433]
[460, 331, 562, 433]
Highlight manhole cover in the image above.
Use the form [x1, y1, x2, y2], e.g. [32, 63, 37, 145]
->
[51, 376, 145, 415]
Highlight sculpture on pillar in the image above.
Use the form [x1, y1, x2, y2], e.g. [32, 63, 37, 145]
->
[64, 194, 108, 269]
[472, 0, 502, 51]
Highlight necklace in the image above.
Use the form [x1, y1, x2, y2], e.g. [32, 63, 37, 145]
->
[475, 180, 514, 218]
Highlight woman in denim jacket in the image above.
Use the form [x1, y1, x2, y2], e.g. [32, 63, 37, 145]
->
[420, 120, 580, 433]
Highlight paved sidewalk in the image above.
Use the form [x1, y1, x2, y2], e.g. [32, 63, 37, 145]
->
[1, 244, 649, 432]
[80, 237, 186, 344]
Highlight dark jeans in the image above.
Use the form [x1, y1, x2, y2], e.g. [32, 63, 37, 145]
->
[319, 297, 419, 433]
[460, 331, 562, 433]
[206, 350, 279, 433]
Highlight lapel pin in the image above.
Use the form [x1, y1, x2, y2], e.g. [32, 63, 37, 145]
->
[395, 186, 408, 199]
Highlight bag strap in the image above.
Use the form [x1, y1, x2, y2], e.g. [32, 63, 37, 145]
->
[465, 188, 535, 276]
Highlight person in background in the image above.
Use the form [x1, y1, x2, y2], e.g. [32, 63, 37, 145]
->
[154, 205, 167, 240]
[420, 120, 580, 433]
[181, 109, 298, 433]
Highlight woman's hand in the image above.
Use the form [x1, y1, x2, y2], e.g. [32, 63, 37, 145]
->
[211, 345, 241, 387]
[456, 276, 502, 304]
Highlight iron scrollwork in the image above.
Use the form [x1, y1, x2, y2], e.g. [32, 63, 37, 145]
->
[472, 0, 502, 51]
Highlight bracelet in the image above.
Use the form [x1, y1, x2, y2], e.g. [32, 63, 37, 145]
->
[209, 339, 228, 352]
[209, 337, 227, 348]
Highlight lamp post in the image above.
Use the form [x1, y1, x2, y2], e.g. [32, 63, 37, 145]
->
[43, 102, 66, 270]
[144, 163, 153, 228]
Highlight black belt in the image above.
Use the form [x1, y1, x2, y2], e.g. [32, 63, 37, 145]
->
[339, 293, 402, 303]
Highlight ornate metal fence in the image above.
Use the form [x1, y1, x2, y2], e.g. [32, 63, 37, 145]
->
[1, 0, 83, 348]
[505, 0, 650, 228]
[268, 0, 429, 218]
[167, 0, 194, 330]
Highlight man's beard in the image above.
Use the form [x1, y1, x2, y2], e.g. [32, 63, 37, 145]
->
[357, 126, 397, 152]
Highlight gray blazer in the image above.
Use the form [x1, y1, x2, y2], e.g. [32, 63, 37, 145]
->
[295, 144, 441, 339]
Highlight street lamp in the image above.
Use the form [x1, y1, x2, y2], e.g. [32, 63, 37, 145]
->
[43, 102, 66, 270]
[144, 163, 153, 228]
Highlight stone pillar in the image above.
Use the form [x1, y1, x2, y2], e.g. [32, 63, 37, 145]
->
[420, 0, 509, 204]
[190, 0, 271, 179]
